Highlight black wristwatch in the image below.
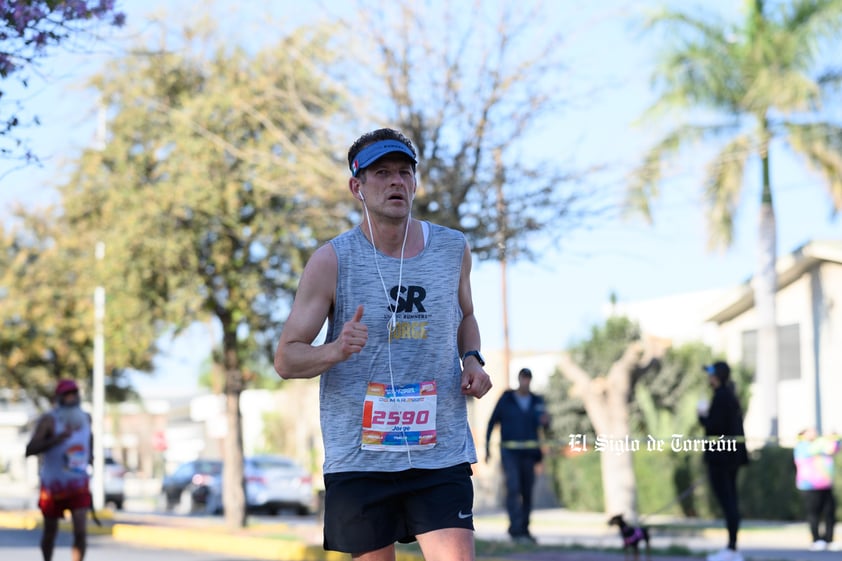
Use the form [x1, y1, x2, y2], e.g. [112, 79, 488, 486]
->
[461, 350, 485, 367]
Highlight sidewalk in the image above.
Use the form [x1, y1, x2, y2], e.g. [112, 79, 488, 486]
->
[0, 504, 837, 561]
[481, 509, 840, 561]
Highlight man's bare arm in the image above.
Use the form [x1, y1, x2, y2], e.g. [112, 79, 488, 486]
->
[25, 414, 67, 457]
[274, 244, 369, 379]
[457, 240, 492, 399]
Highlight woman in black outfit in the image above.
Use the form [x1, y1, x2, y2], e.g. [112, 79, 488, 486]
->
[698, 361, 749, 561]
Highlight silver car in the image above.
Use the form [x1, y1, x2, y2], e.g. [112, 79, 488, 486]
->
[202, 455, 317, 516]
[245, 455, 316, 515]
[103, 456, 126, 510]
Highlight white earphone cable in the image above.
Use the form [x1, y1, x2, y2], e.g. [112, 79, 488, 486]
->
[361, 194, 413, 465]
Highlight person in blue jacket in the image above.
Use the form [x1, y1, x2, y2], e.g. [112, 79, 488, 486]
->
[485, 367, 550, 544]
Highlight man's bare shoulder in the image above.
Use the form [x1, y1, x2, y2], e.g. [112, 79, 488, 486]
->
[302, 243, 338, 277]
[310, 242, 337, 264]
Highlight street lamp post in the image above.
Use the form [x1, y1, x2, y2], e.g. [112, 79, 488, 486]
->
[92, 241, 106, 510]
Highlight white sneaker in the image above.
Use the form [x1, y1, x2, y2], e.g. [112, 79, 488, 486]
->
[827, 541, 841, 551]
[810, 539, 828, 551]
[706, 549, 743, 561]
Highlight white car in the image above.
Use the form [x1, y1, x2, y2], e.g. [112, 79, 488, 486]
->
[103, 457, 126, 510]
[244, 455, 317, 515]
[203, 455, 317, 516]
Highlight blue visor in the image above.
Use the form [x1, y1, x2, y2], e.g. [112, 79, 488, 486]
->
[350, 140, 417, 177]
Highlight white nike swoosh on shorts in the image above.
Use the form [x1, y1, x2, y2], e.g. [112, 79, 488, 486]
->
[457, 511, 472, 519]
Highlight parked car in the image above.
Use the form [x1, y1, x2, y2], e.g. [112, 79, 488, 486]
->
[244, 455, 316, 515]
[160, 459, 223, 512]
[103, 456, 126, 510]
[200, 455, 317, 516]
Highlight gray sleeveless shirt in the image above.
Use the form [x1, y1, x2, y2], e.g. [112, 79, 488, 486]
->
[320, 222, 478, 473]
[39, 410, 91, 495]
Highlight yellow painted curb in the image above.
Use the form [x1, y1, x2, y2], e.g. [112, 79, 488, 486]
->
[110, 524, 510, 561]
[0, 510, 114, 535]
[109, 525, 505, 561]
[1, 509, 512, 561]
[112, 524, 349, 561]
[0, 511, 39, 530]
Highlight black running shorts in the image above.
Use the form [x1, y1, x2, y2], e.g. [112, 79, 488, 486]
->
[323, 463, 475, 553]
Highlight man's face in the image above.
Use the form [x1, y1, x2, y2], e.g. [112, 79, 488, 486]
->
[59, 391, 80, 408]
[518, 374, 532, 392]
[355, 154, 416, 216]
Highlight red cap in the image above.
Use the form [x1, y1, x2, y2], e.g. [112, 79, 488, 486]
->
[55, 379, 79, 396]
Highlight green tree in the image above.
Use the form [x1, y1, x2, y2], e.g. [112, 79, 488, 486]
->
[0, 208, 156, 404]
[59, 17, 351, 528]
[547, 318, 647, 441]
[634, 341, 752, 435]
[545, 370, 593, 444]
[0, 210, 91, 401]
[551, 316, 665, 517]
[632, 0, 842, 439]
[634, 342, 715, 436]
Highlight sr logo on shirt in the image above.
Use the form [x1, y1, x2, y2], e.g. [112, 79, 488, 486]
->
[388, 285, 426, 313]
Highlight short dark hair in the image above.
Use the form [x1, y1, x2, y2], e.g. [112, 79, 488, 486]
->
[347, 128, 417, 178]
[518, 368, 532, 379]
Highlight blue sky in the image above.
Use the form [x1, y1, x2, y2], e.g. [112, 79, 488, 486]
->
[1, 1, 840, 391]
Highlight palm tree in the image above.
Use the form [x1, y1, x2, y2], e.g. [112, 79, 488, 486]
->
[631, 0, 842, 441]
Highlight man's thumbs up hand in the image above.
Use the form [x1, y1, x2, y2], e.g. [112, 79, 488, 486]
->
[338, 305, 368, 360]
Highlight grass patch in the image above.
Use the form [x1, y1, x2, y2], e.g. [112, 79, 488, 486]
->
[397, 538, 699, 558]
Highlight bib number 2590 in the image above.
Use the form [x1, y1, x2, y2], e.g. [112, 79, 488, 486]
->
[371, 409, 430, 426]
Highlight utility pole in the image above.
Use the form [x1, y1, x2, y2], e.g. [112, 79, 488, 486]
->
[92, 241, 105, 510]
[91, 100, 107, 510]
[494, 148, 511, 389]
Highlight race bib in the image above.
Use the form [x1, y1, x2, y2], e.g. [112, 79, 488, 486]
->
[361, 381, 437, 451]
[64, 444, 88, 475]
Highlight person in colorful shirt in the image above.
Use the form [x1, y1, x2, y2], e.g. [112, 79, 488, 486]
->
[25, 379, 92, 561]
[794, 427, 841, 551]
[274, 128, 493, 561]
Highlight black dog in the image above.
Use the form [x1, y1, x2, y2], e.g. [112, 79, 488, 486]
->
[608, 514, 650, 558]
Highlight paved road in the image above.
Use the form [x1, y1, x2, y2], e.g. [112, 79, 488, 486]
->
[0, 527, 263, 561]
[4, 499, 842, 561]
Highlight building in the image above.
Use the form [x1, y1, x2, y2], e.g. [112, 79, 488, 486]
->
[706, 239, 842, 443]
[622, 239, 842, 446]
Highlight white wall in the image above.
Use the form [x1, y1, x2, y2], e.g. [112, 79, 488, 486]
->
[613, 257, 842, 446]
[611, 288, 728, 347]
[816, 263, 842, 434]
[717, 261, 842, 443]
